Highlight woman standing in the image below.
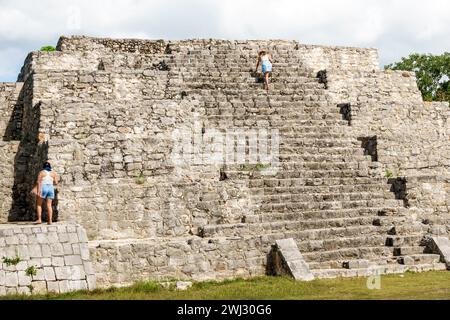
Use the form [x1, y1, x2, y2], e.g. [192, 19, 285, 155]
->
[255, 50, 273, 91]
[35, 161, 58, 225]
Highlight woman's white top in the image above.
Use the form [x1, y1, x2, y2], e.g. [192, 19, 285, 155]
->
[261, 55, 270, 63]
[41, 170, 54, 185]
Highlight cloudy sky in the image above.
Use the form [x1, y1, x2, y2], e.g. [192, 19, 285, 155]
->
[1, 0, 449, 82]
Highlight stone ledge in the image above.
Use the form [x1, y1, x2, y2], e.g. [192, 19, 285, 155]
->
[0, 223, 96, 296]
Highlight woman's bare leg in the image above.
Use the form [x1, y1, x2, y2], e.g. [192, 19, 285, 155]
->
[46, 199, 53, 225]
[36, 197, 43, 224]
[265, 72, 270, 91]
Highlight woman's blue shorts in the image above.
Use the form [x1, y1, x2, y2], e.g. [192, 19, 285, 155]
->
[41, 185, 55, 200]
[262, 62, 273, 74]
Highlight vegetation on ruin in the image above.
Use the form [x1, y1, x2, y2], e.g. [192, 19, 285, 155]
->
[385, 53, 450, 103]
[25, 266, 37, 277]
[2, 256, 22, 267]
[40, 46, 56, 52]
[3, 271, 450, 300]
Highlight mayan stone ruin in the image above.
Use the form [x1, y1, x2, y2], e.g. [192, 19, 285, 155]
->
[0, 36, 449, 294]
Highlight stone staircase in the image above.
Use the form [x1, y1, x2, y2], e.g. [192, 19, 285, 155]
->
[171, 52, 446, 276]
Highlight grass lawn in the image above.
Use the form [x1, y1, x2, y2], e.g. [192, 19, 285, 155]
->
[3, 271, 450, 300]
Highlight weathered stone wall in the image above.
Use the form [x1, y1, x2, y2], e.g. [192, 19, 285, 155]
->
[26, 66, 254, 240]
[56, 36, 379, 72]
[327, 69, 450, 216]
[328, 70, 450, 176]
[90, 235, 267, 287]
[0, 83, 24, 222]
[0, 223, 96, 295]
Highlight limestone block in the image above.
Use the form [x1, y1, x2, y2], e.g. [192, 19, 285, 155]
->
[68, 280, 88, 291]
[87, 275, 97, 290]
[18, 271, 32, 286]
[28, 244, 42, 258]
[41, 258, 52, 266]
[36, 233, 49, 244]
[68, 233, 79, 243]
[32, 268, 46, 281]
[15, 261, 28, 271]
[5, 272, 18, 287]
[41, 244, 51, 257]
[176, 281, 193, 291]
[429, 237, 450, 269]
[59, 280, 70, 293]
[52, 257, 65, 267]
[50, 243, 64, 256]
[5, 236, 19, 245]
[47, 281, 60, 294]
[63, 243, 74, 255]
[47, 232, 59, 243]
[58, 233, 69, 243]
[72, 244, 81, 255]
[55, 266, 72, 280]
[65, 255, 83, 266]
[269, 238, 314, 282]
[17, 286, 31, 295]
[44, 267, 56, 281]
[32, 281, 48, 294]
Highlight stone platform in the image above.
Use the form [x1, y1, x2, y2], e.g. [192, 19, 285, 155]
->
[0, 223, 96, 295]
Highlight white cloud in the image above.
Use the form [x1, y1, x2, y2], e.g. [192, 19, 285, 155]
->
[0, 0, 450, 81]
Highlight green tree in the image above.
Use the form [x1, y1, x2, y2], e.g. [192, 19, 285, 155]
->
[385, 53, 450, 102]
[40, 46, 56, 52]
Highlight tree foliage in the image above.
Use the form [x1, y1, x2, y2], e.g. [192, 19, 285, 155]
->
[385, 53, 450, 102]
[40, 46, 56, 52]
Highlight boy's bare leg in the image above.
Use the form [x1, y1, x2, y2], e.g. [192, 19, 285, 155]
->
[46, 199, 53, 225]
[36, 197, 43, 224]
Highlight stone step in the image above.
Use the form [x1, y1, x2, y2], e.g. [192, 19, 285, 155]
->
[277, 154, 373, 162]
[185, 91, 329, 101]
[206, 113, 344, 122]
[386, 224, 429, 236]
[251, 188, 396, 200]
[204, 100, 334, 109]
[207, 119, 351, 127]
[204, 106, 342, 114]
[386, 234, 425, 247]
[228, 161, 370, 172]
[227, 169, 381, 180]
[201, 223, 387, 239]
[251, 191, 397, 204]
[308, 257, 396, 271]
[185, 82, 322, 90]
[398, 254, 441, 266]
[303, 247, 394, 264]
[249, 177, 389, 187]
[202, 217, 390, 239]
[231, 161, 375, 172]
[183, 76, 319, 84]
[247, 184, 392, 195]
[255, 199, 404, 213]
[422, 214, 450, 226]
[246, 207, 402, 223]
[272, 232, 392, 256]
[393, 246, 426, 256]
[311, 263, 447, 279]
